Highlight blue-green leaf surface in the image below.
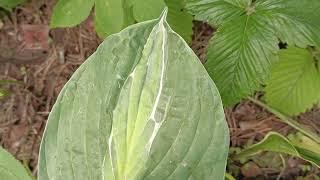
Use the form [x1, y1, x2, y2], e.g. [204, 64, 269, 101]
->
[39, 10, 229, 180]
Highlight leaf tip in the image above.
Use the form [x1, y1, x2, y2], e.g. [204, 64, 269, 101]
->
[159, 7, 168, 21]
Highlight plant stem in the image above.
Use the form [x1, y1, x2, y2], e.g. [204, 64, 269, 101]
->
[248, 97, 320, 143]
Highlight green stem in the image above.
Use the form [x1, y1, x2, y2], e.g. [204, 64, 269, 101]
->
[248, 97, 320, 143]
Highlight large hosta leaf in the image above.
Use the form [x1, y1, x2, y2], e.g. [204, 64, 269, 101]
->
[186, 0, 320, 105]
[0, 147, 33, 180]
[39, 10, 229, 180]
[265, 47, 320, 116]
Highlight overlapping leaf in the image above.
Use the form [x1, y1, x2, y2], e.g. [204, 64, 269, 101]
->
[0, 147, 33, 180]
[265, 47, 320, 116]
[186, 0, 320, 105]
[39, 10, 229, 180]
[51, 0, 193, 41]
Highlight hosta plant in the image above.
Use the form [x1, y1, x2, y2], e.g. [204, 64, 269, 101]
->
[51, 0, 193, 41]
[38, 10, 229, 180]
[186, 0, 320, 115]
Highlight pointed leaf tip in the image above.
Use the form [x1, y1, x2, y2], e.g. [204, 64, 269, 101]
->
[159, 7, 168, 21]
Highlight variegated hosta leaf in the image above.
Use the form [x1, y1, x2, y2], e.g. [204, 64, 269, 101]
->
[39, 10, 229, 180]
[186, 0, 320, 105]
[265, 47, 320, 116]
[0, 147, 33, 180]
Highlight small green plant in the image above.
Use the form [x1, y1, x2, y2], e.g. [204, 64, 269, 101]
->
[38, 10, 229, 180]
[0, 0, 25, 11]
[51, 0, 193, 41]
[0, 80, 21, 100]
[234, 132, 320, 167]
[186, 0, 320, 116]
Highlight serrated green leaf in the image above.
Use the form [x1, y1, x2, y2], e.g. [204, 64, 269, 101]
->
[186, 0, 320, 106]
[265, 47, 320, 116]
[205, 12, 278, 105]
[0, 0, 25, 11]
[186, 0, 251, 26]
[39, 10, 229, 180]
[50, 0, 94, 28]
[0, 147, 33, 180]
[266, 0, 320, 47]
[235, 132, 320, 168]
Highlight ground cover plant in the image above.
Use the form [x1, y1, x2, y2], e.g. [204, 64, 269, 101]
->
[0, 0, 319, 179]
[50, 0, 193, 41]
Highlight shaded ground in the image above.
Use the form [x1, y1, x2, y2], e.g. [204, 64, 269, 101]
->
[0, 0, 319, 179]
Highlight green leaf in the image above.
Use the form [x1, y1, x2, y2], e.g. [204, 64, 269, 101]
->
[186, 0, 251, 26]
[132, 0, 166, 22]
[235, 132, 320, 168]
[0, 0, 25, 10]
[267, 0, 320, 47]
[95, 0, 135, 38]
[50, 0, 94, 28]
[165, 0, 193, 43]
[133, 0, 193, 42]
[39, 10, 229, 180]
[265, 47, 320, 116]
[205, 12, 278, 105]
[186, 0, 320, 106]
[0, 147, 33, 180]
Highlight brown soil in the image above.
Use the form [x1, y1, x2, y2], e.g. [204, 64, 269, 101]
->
[0, 0, 319, 179]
